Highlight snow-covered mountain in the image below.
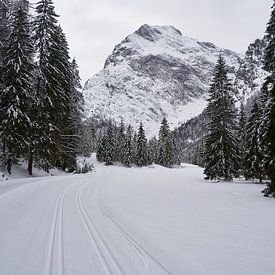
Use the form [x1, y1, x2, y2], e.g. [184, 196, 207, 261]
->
[83, 24, 266, 136]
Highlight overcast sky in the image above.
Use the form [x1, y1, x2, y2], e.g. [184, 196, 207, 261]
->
[30, 0, 273, 83]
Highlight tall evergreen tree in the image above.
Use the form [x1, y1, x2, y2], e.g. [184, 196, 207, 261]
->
[238, 103, 248, 177]
[96, 135, 106, 163]
[244, 101, 264, 182]
[0, 0, 10, 87]
[114, 120, 126, 162]
[204, 56, 240, 181]
[157, 117, 176, 168]
[261, 2, 275, 197]
[32, 0, 61, 172]
[63, 58, 84, 169]
[0, 0, 34, 174]
[50, 26, 83, 171]
[0, 0, 11, 164]
[148, 136, 158, 164]
[122, 125, 133, 167]
[132, 131, 138, 164]
[135, 123, 148, 167]
[103, 122, 115, 165]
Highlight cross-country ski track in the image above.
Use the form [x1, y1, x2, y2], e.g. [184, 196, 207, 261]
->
[1, 164, 275, 275]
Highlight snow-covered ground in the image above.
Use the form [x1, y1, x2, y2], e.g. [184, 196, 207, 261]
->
[0, 159, 275, 274]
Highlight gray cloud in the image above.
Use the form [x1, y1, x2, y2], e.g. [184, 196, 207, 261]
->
[30, 0, 273, 83]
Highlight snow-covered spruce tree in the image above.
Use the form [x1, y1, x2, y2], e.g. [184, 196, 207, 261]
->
[0, 0, 10, 87]
[204, 55, 240, 181]
[122, 125, 133, 167]
[96, 135, 106, 162]
[32, 0, 74, 172]
[0, 0, 35, 174]
[103, 122, 115, 165]
[244, 101, 264, 182]
[259, 91, 273, 179]
[114, 120, 126, 162]
[157, 117, 176, 168]
[135, 123, 149, 167]
[171, 133, 180, 165]
[157, 117, 169, 166]
[63, 58, 84, 170]
[193, 138, 206, 167]
[132, 131, 138, 164]
[80, 118, 97, 157]
[32, 0, 60, 172]
[238, 103, 248, 177]
[44, 24, 72, 170]
[51, 27, 83, 171]
[261, 2, 275, 197]
[148, 136, 158, 164]
[0, 0, 11, 162]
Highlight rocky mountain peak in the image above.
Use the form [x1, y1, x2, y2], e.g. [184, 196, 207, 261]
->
[84, 25, 266, 136]
[245, 38, 267, 65]
[135, 24, 182, 42]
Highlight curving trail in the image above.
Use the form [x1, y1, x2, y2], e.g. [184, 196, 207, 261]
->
[0, 172, 171, 275]
[1, 165, 274, 275]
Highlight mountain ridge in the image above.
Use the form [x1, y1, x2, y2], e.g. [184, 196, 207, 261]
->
[83, 24, 266, 136]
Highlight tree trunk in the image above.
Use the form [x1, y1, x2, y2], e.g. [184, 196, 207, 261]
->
[62, 158, 66, 172]
[7, 158, 12, 175]
[45, 163, 49, 174]
[28, 152, 33, 176]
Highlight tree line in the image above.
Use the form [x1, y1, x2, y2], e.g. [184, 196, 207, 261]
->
[0, 0, 83, 175]
[202, 1, 274, 197]
[96, 118, 180, 168]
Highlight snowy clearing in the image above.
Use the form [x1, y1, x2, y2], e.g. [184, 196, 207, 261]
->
[0, 162, 275, 275]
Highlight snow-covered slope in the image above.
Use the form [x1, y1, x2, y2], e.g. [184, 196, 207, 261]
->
[1, 160, 275, 274]
[83, 24, 266, 136]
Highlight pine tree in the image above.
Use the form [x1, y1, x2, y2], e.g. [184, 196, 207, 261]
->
[157, 117, 177, 168]
[0, 0, 10, 87]
[135, 123, 148, 167]
[64, 58, 84, 169]
[114, 120, 126, 162]
[132, 131, 138, 164]
[148, 136, 158, 164]
[0, 0, 11, 164]
[96, 135, 106, 163]
[244, 101, 264, 182]
[52, 27, 83, 171]
[122, 125, 133, 167]
[0, 0, 34, 174]
[238, 103, 248, 177]
[171, 133, 179, 165]
[80, 118, 96, 157]
[263, 2, 275, 73]
[103, 123, 115, 165]
[157, 117, 169, 166]
[32, 0, 61, 172]
[204, 56, 240, 181]
[261, 2, 275, 197]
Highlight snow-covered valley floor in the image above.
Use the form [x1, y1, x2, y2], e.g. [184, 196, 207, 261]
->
[0, 163, 275, 275]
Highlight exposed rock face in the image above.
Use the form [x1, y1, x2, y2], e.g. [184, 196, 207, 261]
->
[234, 38, 267, 101]
[83, 24, 266, 136]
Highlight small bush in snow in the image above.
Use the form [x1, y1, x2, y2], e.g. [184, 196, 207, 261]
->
[76, 157, 94, 174]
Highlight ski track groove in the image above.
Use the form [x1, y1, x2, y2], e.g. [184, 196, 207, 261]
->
[11, 173, 172, 274]
[76, 182, 124, 275]
[44, 183, 75, 275]
[86, 180, 172, 275]
[100, 204, 172, 275]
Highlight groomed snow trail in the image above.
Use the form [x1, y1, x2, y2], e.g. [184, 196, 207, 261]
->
[0, 172, 170, 275]
[1, 164, 275, 275]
